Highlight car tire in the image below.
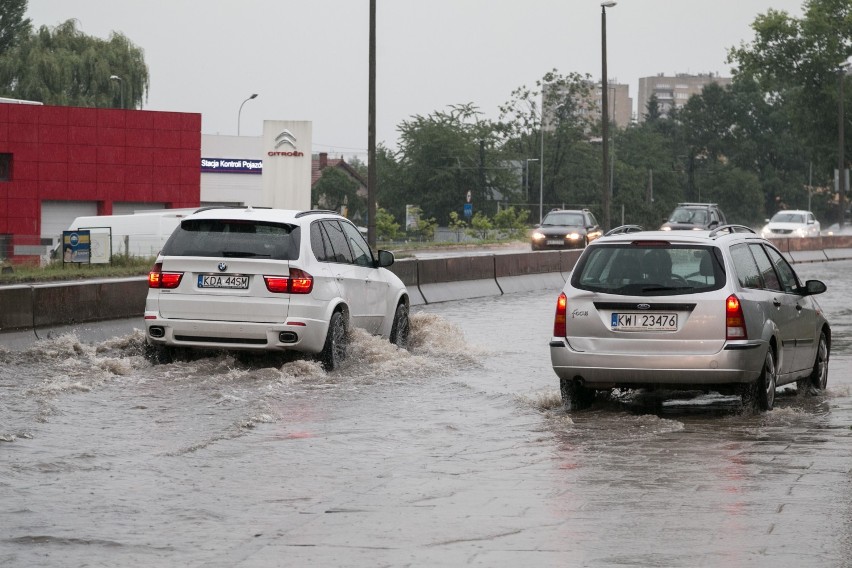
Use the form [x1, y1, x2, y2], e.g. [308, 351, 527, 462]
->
[389, 303, 410, 348]
[143, 340, 174, 365]
[798, 331, 829, 393]
[743, 348, 776, 411]
[319, 311, 347, 371]
[560, 377, 595, 411]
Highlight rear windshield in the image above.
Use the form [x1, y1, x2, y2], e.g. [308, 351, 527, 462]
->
[161, 219, 300, 260]
[570, 244, 726, 296]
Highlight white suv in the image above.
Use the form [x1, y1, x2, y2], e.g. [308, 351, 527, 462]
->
[144, 207, 409, 369]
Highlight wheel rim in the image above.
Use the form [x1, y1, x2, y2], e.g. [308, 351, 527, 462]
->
[764, 350, 777, 409]
[815, 335, 828, 390]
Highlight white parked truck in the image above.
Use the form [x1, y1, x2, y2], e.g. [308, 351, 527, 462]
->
[61, 209, 197, 262]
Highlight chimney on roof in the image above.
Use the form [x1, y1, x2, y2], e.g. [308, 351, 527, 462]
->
[319, 152, 328, 170]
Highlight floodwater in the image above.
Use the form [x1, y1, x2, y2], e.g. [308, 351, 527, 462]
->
[1, 261, 850, 567]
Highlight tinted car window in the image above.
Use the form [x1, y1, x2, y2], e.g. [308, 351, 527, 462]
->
[730, 243, 762, 289]
[764, 245, 800, 293]
[572, 244, 725, 296]
[340, 221, 374, 267]
[310, 221, 335, 262]
[162, 219, 299, 260]
[322, 220, 355, 264]
[748, 243, 781, 291]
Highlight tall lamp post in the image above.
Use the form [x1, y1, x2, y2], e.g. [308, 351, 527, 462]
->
[525, 158, 539, 203]
[839, 64, 850, 231]
[237, 93, 258, 136]
[109, 75, 123, 109]
[600, 1, 616, 231]
[539, 89, 546, 223]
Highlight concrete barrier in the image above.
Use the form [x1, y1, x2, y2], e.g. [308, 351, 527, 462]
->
[418, 255, 502, 303]
[3, 238, 852, 334]
[0, 285, 35, 331]
[387, 258, 425, 306]
[495, 251, 565, 294]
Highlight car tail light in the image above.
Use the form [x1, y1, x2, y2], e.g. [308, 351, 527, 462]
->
[148, 262, 183, 289]
[264, 268, 314, 294]
[726, 294, 747, 340]
[554, 292, 568, 337]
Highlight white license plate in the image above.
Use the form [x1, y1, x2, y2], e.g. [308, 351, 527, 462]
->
[611, 312, 677, 331]
[546, 239, 563, 245]
[198, 274, 249, 289]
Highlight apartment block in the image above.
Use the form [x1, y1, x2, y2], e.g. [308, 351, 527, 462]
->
[637, 72, 732, 122]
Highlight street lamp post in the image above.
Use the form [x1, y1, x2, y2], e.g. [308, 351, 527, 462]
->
[600, 1, 616, 231]
[109, 75, 123, 109]
[237, 93, 258, 136]
[539, 90, 546, 223]
[525, 158, 539, 203]
[839, 64, 850, 231]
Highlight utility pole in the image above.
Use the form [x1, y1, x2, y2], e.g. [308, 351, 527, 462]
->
[367, 0, 377, 247]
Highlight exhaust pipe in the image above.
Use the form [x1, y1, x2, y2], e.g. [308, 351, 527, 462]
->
[148, 326, 165, 338]
[278, 331, 298, 344]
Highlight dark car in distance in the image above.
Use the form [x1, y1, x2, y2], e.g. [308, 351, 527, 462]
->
[531, 209, 603, 250]
[661, 202, 727, 231]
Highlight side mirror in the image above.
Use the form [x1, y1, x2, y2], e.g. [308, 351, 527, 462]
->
[376, 249, 395, 268]
[801, 279, 827, 296]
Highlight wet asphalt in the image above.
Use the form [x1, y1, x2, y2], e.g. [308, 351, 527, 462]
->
[0, 261, 850, 567]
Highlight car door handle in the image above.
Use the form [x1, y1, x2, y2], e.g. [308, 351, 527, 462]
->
[773, 299, 781, 308]
[795, 304, 803, 312]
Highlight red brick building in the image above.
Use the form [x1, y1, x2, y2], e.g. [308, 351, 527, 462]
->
[0, 102, 201, 264]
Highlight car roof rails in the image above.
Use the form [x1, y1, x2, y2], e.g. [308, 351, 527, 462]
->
[193, 205, 271, 214]
[605, 224, 644, 236]
[295, 209, 340, 218]
[677, 202, 718, 207]
[709, 224, 756, 238]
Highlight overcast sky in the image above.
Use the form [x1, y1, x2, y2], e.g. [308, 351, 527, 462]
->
[27, 1, 805, 160]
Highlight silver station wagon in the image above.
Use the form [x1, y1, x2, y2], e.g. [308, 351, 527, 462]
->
[550, 225, 830, 411]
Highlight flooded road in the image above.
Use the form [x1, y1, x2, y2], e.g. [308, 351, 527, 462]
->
[1, 261, 850, 567]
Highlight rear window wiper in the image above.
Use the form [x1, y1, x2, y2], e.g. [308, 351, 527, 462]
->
[641, 285, 691, 293]
[221, 251, 271, 258]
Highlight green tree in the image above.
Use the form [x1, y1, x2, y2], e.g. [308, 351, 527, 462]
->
[312, 166, 364, 218]
[374, 206, 400, 241]
[497, 70, 597, 218]
[0, 19, 149, 108]
[0, 0, 31, 54]
[466, 211, 493, 239]
[728, 0, 852, 221]
[492, 206, 530, 238]
[395, 103, 513, 224]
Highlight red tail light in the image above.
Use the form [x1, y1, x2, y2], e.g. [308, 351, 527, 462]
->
[264, 268, 314, 294]
[726, 294, 747, 340]
[554, 292, 568, 337]
[148, 262, 183, 289]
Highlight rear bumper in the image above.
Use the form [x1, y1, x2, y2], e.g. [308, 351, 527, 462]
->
[144, 316, 328, 354]
[549, 338, 765, 389]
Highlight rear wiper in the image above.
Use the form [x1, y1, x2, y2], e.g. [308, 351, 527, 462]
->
[641, 285, 691, 292]
[221, 251, 271, 258]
